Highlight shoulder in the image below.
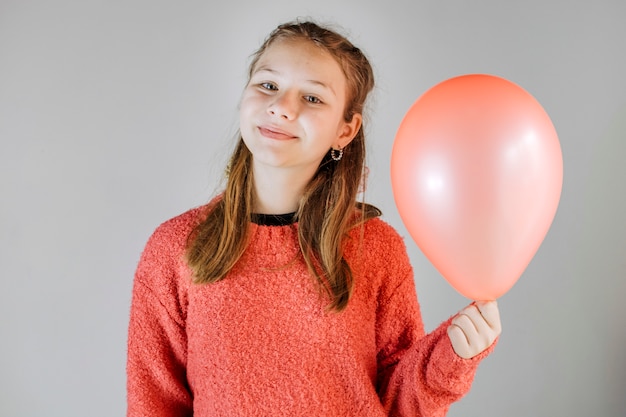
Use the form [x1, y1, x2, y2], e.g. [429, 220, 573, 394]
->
[133, 205, 209, 296]
[345, 216, 412, 272]
[132, 206, 210, 326]
[136, 204, 212, 280]
[358, 216, 408, 251]
[344, 216, 416, 309]
[146, 205, 208, 253]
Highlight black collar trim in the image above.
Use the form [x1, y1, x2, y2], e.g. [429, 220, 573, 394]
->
[251, 212, 297, 226]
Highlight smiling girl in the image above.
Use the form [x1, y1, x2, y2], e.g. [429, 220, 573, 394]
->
[127, 20, 501, 417]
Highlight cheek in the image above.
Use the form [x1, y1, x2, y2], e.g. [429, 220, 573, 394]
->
[240, 89, 258, 110]
[239, 96, 256, 127]
[239, 95, 251, 115]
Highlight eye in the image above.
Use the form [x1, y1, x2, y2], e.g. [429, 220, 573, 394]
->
[260, 82, 278, 91]
[304, 95, 322, 104]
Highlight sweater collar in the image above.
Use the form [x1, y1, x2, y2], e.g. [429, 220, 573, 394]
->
[250, 212, 297, 226]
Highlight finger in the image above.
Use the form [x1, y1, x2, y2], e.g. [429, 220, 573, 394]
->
[456, 305, 490, 336]
[450, 312, 481, 349]
[447, 325, 472, 359]
[475, 300, 502, 334]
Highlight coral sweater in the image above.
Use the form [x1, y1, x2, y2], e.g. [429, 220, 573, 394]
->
[127, 206, 494, 416]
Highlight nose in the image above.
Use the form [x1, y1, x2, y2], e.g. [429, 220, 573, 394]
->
[267, 91, 298, 120]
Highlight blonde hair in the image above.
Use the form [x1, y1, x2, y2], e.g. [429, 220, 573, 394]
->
[186, 20, 380, 311]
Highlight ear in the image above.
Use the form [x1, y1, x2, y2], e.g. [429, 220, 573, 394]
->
[335, 113, 362, 149]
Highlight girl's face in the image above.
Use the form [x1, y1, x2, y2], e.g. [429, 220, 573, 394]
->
[239, 38, 361, 179]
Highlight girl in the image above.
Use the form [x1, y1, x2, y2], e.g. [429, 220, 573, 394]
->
[127, 20, 501, 417]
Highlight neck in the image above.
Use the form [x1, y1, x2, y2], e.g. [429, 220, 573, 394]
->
[252, 163, 315, 214]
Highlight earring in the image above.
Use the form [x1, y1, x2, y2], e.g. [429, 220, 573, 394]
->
[330, 147, 343, 161]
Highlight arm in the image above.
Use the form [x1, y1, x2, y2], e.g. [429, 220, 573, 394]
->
[373, 233, 497, 416]
[126, 223, 193, 417]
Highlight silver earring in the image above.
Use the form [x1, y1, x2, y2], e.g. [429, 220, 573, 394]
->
[330, 147, 343, 161]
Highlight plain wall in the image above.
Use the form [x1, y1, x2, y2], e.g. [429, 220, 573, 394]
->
[1, 0, 624, 416]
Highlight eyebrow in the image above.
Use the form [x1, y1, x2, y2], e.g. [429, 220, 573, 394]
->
[253, 66, 337, 96]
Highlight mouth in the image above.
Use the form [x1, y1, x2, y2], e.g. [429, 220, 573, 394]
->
[258, 125, 297, 140]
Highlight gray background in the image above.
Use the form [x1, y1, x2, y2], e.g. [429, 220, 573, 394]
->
[1, 0, 624, 416]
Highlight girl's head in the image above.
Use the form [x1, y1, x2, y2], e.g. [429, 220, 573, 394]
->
[235, 20, 376, 195]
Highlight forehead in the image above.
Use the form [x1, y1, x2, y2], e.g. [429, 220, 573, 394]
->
[253, 38, 345, 80]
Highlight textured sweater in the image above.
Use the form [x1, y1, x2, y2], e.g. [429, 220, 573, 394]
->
[127, 205, 494, 416]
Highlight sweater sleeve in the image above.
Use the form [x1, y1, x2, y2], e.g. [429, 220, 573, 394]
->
[373, 223, 496, 416]
[126, 219, 194, 417]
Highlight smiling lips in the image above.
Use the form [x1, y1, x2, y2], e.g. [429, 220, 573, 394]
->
[258, 126, 297, 140]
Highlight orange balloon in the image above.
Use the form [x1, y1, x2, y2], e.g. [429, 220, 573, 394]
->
[391, 74, 563, 300]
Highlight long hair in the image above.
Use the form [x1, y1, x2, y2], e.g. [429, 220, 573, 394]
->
[186, 20, 380, 311]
